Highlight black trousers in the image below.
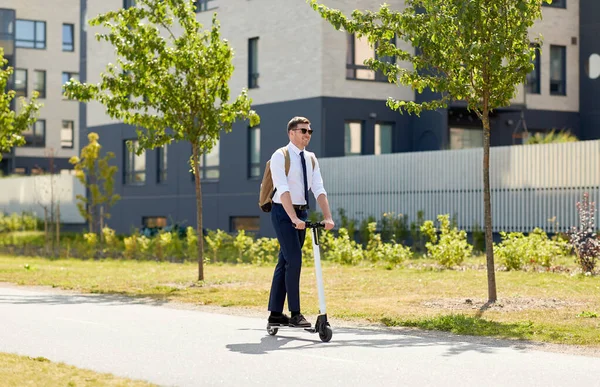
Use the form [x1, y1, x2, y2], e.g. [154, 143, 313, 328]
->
[268, 203, 307, 313]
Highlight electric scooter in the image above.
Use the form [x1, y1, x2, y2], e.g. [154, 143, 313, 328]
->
[266, 222, 333, 342]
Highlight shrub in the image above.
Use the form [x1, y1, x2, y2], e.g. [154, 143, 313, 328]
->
[364, 221, 413, 265]
[569, 193, 600, 273]
[250, 237, 280, 265]
[410, 210, 426, 253]
[204, 229, 231, 263]
[494, 228, 570, 271]
[421, 214, 472, 268]
[0, 213, 40, 233]
[185, 227, 197, 261]
[123, 235, 138, 259]
[327, 228, 364, 265]
[233, 230, 254, 263]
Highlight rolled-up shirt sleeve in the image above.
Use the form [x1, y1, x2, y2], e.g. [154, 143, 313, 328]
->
[270, 149, 289, 196]
[311, 156, 327, 199]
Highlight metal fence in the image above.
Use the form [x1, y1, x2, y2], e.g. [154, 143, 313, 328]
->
[319, 140, 600, 233]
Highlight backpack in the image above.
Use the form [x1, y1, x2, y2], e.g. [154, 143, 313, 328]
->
[258, 147, 315, 212]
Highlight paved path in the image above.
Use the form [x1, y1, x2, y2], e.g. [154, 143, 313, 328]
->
[1, 285, 599, 387]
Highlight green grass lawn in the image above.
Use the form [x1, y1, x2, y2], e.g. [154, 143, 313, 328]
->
[0, 352, 156, 387]
[1, 255, 599, 346]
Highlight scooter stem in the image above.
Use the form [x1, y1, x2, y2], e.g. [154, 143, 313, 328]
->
[311, 227, 327, 314]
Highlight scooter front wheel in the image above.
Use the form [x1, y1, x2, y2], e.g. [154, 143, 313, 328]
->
[267, 326, 278, 336]
[319, 325, 333, 342]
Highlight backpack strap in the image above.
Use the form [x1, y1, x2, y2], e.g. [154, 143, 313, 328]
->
[280, 146, 316, 175]
[280, 147, 290, 176]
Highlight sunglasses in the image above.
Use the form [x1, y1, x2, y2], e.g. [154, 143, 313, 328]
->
[292, 128, 314, 135]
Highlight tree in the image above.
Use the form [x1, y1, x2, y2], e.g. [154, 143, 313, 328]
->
[69, 132, 121, 235]
[310, 0, 551, 302]
[64, 0, 259, 280]
[0, 48, 42, 158]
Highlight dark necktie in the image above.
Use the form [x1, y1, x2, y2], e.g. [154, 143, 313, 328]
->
[299, 151, 309, 209]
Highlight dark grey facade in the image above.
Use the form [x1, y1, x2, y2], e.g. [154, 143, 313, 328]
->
[580, 0, 600, 140]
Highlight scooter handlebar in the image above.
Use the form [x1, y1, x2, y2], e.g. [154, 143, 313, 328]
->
[305, 221, 325, 229]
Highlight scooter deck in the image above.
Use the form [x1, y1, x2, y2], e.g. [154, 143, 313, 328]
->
[267, 323, 315, 333]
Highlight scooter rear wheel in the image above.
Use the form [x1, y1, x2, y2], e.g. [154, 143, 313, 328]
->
[319, 325, 333, 342]
[267, 327, 278, 336]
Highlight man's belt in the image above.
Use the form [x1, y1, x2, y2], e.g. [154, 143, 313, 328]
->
[293, 204, 308, 211]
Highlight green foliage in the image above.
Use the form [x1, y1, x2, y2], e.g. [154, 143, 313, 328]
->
[204, 229, 232, 263]
[365, 222, 412, 265]
[358, 216, 376, 246]
[0, 48, 42, 159]
[101, 227, 120, 257]
[381, 212, 409, 244]
[337, 208, 357, 241]
[471, 222, 486, 254]
[525, 129, 578, 144]
[250, 237, 280, 266]
[409, 210, 426, 253]
[185, 226, 198, 260]
[69, 132, 121, 233]
[576, 311, 598, 318]
[421, 214, 473, 267]
[327, 228, 364, 265]
[494, 228, 570, 271]
[233, 230, 254, 263]
[0, 213, 40, 233]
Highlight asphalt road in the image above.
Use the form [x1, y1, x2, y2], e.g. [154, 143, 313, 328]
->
[1, 285, 599, 387]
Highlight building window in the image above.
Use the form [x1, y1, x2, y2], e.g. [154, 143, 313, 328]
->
[21, 119, 46, 148]
[525, 45, 541, 94]
[194, 0, 217, 12]
[124, 139, 146, 185]
[543, 0, 566, 8]
[248, 37, 259, 89]
[123, 0, 136, 9]
[61, 120, 74, 149]
[346, 33, 394, 82]
[230, 216, 260, 232]
[157, 146, 167, 183]
[449, 127, 483, 150]
[15, 20, 46, 49]
[248, 126, 260, 178]
[550, 45, 566, 96]
[14, 69, 27, 97]
[344, 121, 363, 156]
[62, 72, 79, 97]
[62, 23, 74, 51]
[193, 141, 220, 180]
[33, 70, 46, 98]
[142, 216, 167, 229]
[375, 122, 393, 155]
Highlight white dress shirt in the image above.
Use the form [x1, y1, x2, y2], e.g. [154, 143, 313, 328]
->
[270, 142, 327, 205]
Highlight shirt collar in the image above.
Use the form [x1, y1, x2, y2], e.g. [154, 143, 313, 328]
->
[287, 141, 305, 155]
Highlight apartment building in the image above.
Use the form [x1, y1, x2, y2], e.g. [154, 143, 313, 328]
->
[0, 0, 82, 175]
[83, 0, 599, 235]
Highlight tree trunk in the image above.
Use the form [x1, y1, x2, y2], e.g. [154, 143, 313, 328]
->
[482, 107, 497, 303]
[192, 142, 205, 281]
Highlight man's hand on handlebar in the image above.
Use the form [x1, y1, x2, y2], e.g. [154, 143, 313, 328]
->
[293, 218, 306, 230]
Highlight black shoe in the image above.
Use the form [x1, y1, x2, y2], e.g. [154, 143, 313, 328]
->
[268, 313, 290, 326]
[289, 314, 311, 328]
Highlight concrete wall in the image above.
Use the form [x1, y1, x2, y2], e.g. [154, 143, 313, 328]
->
[0, 173, 86, 224]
